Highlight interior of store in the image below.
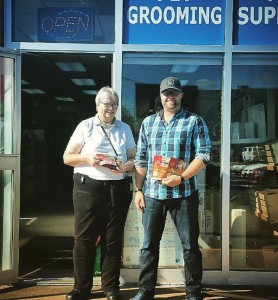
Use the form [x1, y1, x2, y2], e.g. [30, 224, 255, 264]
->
[19, 52, 112, 279]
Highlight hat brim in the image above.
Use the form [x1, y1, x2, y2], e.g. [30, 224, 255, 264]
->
[160, 87, 182, 93]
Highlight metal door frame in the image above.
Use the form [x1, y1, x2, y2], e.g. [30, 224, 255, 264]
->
[0, 49, 21, 285]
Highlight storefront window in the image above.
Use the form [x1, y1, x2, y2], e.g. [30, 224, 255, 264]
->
[0, 170, 13, 272]
[12, 0, 115, 44]
[122, 53, 223, 270]
[233, 0, 278, 46]
[230, 54, 278, 271]
[0, 56, 13, 154]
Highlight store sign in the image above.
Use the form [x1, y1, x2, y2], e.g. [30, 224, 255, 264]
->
[235, 0, 278, 45]
[38, 7, 94, 42]
[123, 0, 225, 45]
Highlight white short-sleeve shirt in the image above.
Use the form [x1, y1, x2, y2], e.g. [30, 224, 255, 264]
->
[65, 115, 136, 180]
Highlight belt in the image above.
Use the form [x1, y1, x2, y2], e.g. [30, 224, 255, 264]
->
[74, 173, 126, 207]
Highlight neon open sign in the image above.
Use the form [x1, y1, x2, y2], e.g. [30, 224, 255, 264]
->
[38, 7, 94, 42]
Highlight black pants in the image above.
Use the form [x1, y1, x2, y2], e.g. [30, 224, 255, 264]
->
[72, 173, 132, 293]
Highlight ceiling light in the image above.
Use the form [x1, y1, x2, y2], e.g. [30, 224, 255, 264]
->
[55, 97, 75, 102]
[22, 89, 45, 94]
[55, 62, 86, 72]
[195, 79, 216, 90]
[99, 55, 106, 58]
[71, 78, 96, 85]
[82, 90, 98, 95]
[171, 65, 199, 73]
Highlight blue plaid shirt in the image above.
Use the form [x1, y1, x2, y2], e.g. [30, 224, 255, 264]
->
[135, 109, 211, 200]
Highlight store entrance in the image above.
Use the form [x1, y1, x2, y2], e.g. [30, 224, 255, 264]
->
[19, 52, 112, 280]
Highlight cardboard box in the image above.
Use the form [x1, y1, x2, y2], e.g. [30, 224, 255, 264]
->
[262, 245, 278, 269]
[231, 122, 245, 139]
[202, 248, 221, 269]
[267, 156, 274, 163]
[245, 122, 255, 138]
[266, 193, 278, 222]
[256, 189, 278, 223]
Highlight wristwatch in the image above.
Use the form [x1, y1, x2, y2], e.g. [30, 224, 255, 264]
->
[180, 174, 185, 183]
[134, 188, 143, 193]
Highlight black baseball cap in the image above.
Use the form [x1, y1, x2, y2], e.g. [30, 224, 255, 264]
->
[160, 77, 182, 93]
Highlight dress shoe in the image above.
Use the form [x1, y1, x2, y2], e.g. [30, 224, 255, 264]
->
[185, 292, 203, 300]
[105, 290, 121, 300]
[65, 288, 91, 300]
[129, 291, 154, 300]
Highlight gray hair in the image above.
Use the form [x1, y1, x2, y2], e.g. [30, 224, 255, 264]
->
[95, 86, 119, 109]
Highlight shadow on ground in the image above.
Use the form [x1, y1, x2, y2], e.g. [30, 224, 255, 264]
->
[1, 283, 278, 300]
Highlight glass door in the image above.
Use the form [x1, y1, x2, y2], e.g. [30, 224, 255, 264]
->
[0, 50, 21, 285]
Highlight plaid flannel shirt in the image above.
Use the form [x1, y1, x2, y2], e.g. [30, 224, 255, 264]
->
[135, 109, 211, 200]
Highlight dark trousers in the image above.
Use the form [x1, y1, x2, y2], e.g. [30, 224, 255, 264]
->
[138, 191, 202, 296]
[72, 173, 132, 293]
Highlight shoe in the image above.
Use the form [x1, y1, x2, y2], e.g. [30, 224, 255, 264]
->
[105, 290, 121, 300]
[65, 288, 91, 300]
[185, 292, 203, 300]
[129, 291, 154, 300]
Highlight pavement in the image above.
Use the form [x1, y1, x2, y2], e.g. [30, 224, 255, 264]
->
[0, 283, 278, 300]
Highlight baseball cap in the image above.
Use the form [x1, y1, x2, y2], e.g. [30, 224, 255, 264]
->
[160, 77, 182, 93]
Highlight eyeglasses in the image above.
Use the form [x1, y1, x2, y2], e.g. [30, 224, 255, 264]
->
[162, 90, 181, 97]
[99, 100, 119, 109]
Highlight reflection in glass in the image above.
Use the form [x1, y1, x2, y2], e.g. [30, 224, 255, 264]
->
[0, 170, 13, 271]
[122, 53, 223, 270]
[0, 2, 3, 47]
[12, 0, 115, 44]
[230, 55, 278, 271]
[0, 57, 13, 154]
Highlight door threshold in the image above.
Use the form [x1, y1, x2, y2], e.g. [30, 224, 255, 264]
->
[19, 277, 101, 286]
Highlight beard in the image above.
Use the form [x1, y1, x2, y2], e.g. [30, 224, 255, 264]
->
[165, 99, 181, 111]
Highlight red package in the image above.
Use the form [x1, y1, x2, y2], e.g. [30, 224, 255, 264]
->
[151, 155, 185, 179]
[96, 154, 119, 170]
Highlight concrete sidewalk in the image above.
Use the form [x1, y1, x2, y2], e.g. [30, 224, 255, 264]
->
[0, 283, 278, 300]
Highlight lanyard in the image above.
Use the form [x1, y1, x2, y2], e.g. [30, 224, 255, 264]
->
[100, 125, 119, 157]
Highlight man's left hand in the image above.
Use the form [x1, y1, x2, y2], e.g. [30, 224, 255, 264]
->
[161, 175, 181, 187]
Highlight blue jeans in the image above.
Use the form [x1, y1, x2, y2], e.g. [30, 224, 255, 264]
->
[138, 191, 202, 296]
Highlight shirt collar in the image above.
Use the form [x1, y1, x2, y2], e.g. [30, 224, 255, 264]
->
[158, 108, 184, 120]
